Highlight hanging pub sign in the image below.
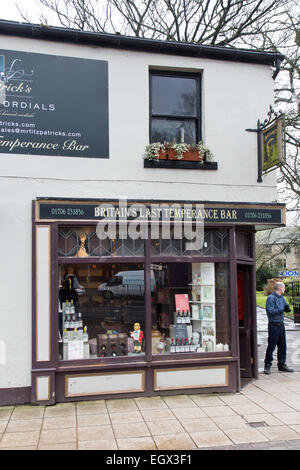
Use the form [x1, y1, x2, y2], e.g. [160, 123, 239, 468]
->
[261, 117, 284, 172]
[0, 49, 109, 158]
[246, 106, 285, 182]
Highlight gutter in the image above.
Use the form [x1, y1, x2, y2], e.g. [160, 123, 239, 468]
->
[0, 19, 285, 69]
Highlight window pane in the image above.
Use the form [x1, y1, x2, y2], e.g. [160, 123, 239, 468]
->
[151, 118, 196, 144]
[58, 226, 145, 257]
[152, 75, 197, 116]
[58, 263, 145, 360]
[151, 228, 229, 257]
[151, 262, 231, 355]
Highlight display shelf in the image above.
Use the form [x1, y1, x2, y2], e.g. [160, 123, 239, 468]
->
[187, 262, 216, 352]
[188, 283, 215, 286]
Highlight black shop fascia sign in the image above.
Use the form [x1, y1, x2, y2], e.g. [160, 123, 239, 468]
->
[36, 200, 285, 225]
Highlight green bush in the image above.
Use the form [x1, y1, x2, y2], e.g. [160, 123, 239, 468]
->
[282, 277, 296, 296]
[256, 265, 280, 291]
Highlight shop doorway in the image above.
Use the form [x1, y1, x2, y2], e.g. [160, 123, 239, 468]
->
[237, 266, 254, 378]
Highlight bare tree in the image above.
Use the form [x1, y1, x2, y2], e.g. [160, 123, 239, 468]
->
[16, 0, 299, 217]
[17, 0, 291, 45]
[256, 227, 300, 273]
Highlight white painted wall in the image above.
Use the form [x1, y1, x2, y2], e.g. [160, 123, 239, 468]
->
[0, 35, 279, 389]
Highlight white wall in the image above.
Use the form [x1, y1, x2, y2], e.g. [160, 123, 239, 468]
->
[0, 35, 278, 389]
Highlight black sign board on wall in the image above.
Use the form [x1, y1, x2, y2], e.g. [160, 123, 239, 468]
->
[0, 49, 109, 158]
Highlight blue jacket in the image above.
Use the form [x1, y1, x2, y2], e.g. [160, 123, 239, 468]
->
[266, 292, 288, 323]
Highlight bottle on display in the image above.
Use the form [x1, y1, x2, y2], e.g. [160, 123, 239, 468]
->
[180, 338, 184, 353]
[180, 310, 185, 324]
[83, 326, 88, 342]
[186, 310, 190, 324]
[175, 338, 180, 353]
[184, 337, 189, 353]
[120, 343, 126, 356]
[83, 326, 89, 358]
[206, 338, 214, 352]
[73, 327, 79, 340]
[111, 344, 117, 357]
[157, 333, 166, 354]
[63, 328, 68, 360]
[64, 311, 69, 329]
[190, 337, 195, 352]
[100, 345, 107, 357]
[78, 313, 83, 329]
[170, 338, 176, 353]
[177, 309, 182, 324]
[63, 328, 68, 343]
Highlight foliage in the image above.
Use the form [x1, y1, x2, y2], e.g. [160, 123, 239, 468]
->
[256, 266, 280, 291]
[171, 143, 189, 160]
[143, 140, 213, 161]
[256, 290, 267, 309]
[143, 142, 165, 160]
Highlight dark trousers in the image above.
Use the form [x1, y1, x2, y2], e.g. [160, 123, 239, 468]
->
[264, 323, 286, 367]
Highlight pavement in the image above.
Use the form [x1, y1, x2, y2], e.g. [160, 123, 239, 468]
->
[1, 308, 300, 451]
[257, 306, 300, 374]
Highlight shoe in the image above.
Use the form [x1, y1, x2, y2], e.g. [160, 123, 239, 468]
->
[278, 364, 294, 372]
[264, 365, 271, 375]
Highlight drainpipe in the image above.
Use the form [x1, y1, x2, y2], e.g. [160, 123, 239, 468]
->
[272, 57, 284, 80]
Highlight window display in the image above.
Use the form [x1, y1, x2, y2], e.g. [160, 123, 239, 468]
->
[57, 228, 231, 361]
[151, 262, 230, 355]
[58, 263, 146, 360]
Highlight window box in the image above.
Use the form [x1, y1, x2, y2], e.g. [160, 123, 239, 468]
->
[143, 141, 216, 169]
[156, 148, 204, 162]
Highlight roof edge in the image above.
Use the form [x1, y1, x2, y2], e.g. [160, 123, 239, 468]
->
[0, 19, 285, 66]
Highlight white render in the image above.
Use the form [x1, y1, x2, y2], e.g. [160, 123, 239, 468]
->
[0, 34, 279, 390]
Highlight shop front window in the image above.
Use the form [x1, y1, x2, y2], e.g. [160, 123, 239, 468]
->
[151, 262, 230, 355]
[151, 228, 229, 257]
[58, 263, 146, 360]
[59, 226, 145, 257]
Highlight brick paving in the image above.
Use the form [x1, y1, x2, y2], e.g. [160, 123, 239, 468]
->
[1, 371, 300, 450]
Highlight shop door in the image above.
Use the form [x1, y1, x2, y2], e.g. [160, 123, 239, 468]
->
[237, 268, 252, 377]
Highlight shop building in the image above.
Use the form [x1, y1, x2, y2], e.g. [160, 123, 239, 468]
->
[0, 20, 285, 406]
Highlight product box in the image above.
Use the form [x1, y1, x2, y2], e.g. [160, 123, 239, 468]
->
[96, 333, 128, 357]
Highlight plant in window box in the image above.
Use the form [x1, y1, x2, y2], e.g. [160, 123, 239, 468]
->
[195, 141, 214, 162]
[143, 142, 166, 161]
[143, 141, 214, 162]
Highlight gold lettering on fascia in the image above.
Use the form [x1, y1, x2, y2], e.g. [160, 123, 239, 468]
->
[94, 206, 238, 220]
